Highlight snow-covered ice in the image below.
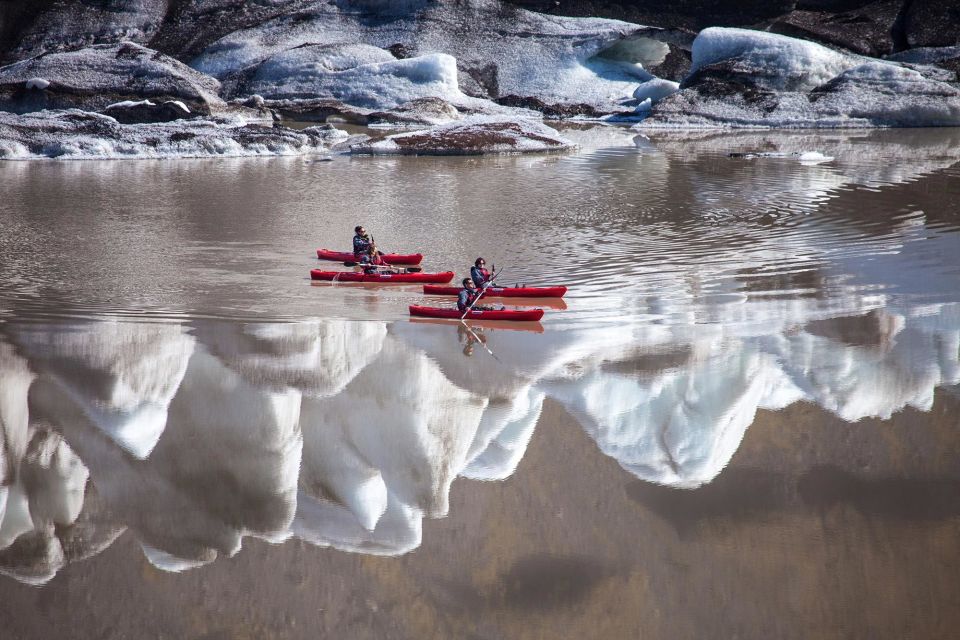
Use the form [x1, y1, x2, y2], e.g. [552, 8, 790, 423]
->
[0, 110, 349, 160]
[192, 0, 650, 114]
[350, 115, 574, 155]
[640, 28, 960, 128]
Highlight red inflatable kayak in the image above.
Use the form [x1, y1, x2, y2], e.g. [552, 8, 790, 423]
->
[422, 284, 567, 298]
[316, 249, 423, 265]
[311, 270, 454, 283]
[409, 305, 544, 321]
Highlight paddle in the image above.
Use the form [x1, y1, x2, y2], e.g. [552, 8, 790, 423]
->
[459, 320, 501, 362]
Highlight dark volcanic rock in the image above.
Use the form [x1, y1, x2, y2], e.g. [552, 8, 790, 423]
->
[0, 42, 225, 115]
[647, 45, 693, 82]
[503, 0, 797, 31]
[1, 0, 170, 64]
[769, 0, 903, 57]
[0, 1, 315, 64]
[494, 95, 608, 118]
[149, 0, 315, 62]
[901, 0, 960, 48]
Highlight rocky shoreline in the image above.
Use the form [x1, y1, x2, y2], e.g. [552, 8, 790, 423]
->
[0, 0, 957, 158]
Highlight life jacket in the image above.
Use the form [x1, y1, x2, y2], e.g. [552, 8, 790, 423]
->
[353, 234, 371, 255]
[470, 266, 491, 288]
[457, 288, 480, 311]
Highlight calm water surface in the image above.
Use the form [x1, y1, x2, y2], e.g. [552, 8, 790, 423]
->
[1, 126, 960, 639]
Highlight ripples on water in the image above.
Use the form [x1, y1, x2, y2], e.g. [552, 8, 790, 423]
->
[1, 127, 959, 637]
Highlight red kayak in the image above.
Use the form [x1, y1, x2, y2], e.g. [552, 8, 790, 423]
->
[311, 270, 454, 283]
[422, 284, 567, 298]
[316, 249, 423, 265]
[409, 305, 544, 321]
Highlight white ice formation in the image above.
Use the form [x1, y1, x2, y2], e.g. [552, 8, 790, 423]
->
[0, 109, 349, 160]
[192, 0, 651, 114]
[640, 27, 960, 128]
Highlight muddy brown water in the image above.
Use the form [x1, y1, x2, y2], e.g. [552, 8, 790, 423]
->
[1, 126, 959, 639]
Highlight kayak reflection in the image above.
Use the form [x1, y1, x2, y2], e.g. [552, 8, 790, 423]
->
[0, 300, 958, 583]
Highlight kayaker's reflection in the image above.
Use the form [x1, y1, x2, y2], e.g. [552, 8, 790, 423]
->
[457, 322, 487, 357]
[457, 278, 503, 312]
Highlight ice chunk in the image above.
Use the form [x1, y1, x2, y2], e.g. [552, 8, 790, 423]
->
[632, 78, 679, 104]
[351, 115, 574, 155]
[248, 49, 468, 110]
[191, 0, 648, 114]
[689, 27, 858, 92]
[641, 27, 960, 128]
[0, 110, 349, 160]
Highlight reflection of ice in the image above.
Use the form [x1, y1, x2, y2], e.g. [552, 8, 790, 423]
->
[463, 386, 544, 481]
[300, 336, 485, 519]
[11, 321, 195, 458]
[0, 291, 959, 580]
[197, 319, 388, 397]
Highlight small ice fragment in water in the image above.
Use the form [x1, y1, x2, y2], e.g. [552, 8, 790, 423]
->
[798, 151, 834, 164]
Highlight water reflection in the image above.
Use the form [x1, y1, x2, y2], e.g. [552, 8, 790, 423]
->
[1, 295, 958, 583]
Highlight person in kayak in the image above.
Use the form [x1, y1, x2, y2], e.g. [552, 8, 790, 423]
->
[470, 258, 494, 288]
[457, 278, 501, 312]
[359, 243, 395, 275]
[353, 226, 373, 257]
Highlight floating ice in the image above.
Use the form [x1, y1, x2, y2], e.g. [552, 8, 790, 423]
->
[0, 109, 349, 160]
[351, 115, 574, 155]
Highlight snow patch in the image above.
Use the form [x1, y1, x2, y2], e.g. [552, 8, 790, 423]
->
[25, 77, 50, 90]
[105, 99, 156, 110]
[632, 78, 680, 104]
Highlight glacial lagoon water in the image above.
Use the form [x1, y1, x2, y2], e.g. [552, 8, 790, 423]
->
[1, 126, 960, 638]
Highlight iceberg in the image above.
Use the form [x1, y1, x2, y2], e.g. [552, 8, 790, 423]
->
[640, 28, 960, 129]
[0, 109, 349, 160]
[192, 0, 650, 114]
[350, 115, 574, 155]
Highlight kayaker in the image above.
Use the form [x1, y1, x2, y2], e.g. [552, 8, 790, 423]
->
[353, 226, 373, 257]
[457, 278, 499, 312]
[359, 243, 393, 274]
[470, 258, 494, 288]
